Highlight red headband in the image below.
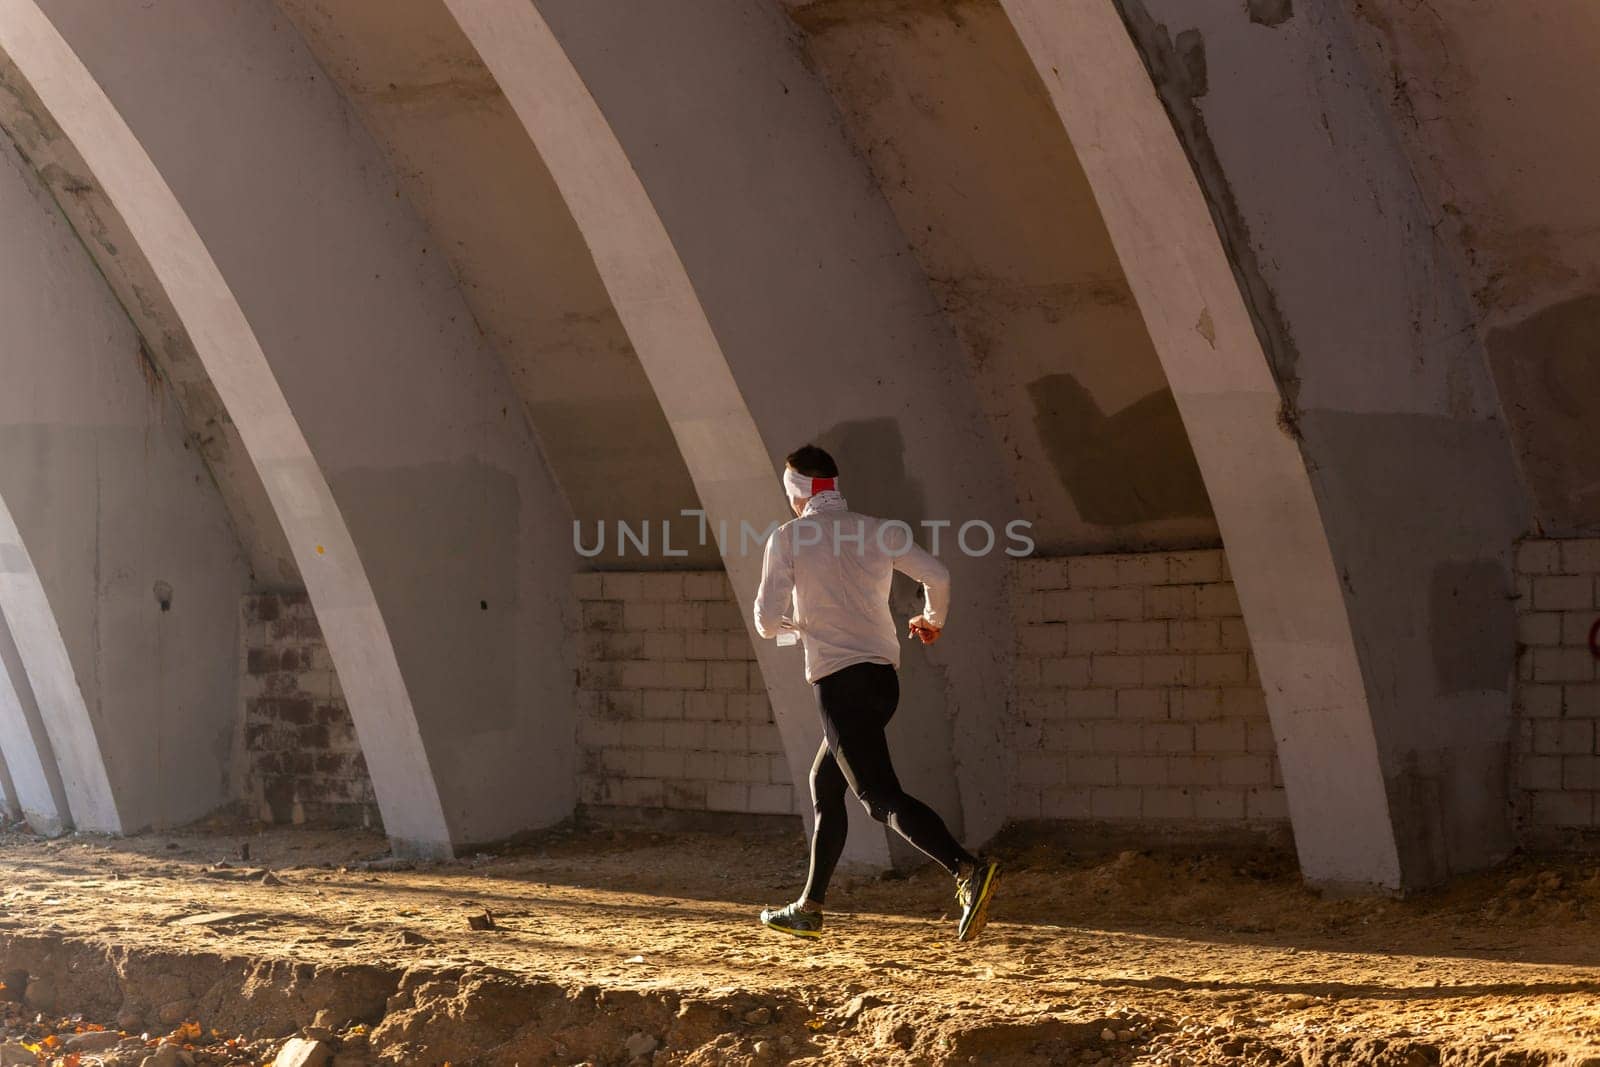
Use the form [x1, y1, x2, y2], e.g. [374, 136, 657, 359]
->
[783, 468, 838, 498]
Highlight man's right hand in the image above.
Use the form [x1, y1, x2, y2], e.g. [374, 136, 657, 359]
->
[907, 616, 942, 645]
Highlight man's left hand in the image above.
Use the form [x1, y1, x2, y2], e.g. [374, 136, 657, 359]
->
[907, 616, 942, 645]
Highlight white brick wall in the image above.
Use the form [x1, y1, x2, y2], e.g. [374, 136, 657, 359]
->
[1009, 550, 1288, 826]
[574, 554, 1287, 829]
[574, 571, 794, 817]
[568, 542, 1598, 846]
[1515, 538, 1600, 832]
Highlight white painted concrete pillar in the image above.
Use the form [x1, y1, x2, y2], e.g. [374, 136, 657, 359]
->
[5, 0, 583, 854]
[0, 2, 567, 856]
[0, 491, 121, 833]
[543, 0, 1021, 856]
[0, 748, 16, 822]
[0, 606, 70, 835]
[449, 0, 1020, 867]
[1002, 0, 1526, 890]
[443, 0, 875, 861]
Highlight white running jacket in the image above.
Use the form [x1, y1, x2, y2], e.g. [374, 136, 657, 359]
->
[753, 493, 950, 684]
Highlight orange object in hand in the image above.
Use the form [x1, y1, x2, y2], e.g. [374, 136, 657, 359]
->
[907, 616, 942, 645]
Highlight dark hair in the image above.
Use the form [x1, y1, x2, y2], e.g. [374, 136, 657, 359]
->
[785, 444, 838, 479]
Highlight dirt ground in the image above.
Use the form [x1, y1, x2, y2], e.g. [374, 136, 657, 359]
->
[2, 819, 1600, 1066]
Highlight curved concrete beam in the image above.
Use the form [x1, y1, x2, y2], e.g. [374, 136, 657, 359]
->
[0, 607, 69, 834]
[0, 2, 452, 855]
[271, 0, 717, 571]
[444, 0, 773, 540]
[456, 0, 1026, 864]
[441, 0, 839, 840]
[0, 492, 118, 831]
[442, 0, 888, 864]
[450, 0, 1028, 865]
[998, 0, 1402, 888]
[0, 746, 16, 823]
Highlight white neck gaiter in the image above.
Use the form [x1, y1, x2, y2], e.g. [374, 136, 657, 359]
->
[803, 490, 848, 515]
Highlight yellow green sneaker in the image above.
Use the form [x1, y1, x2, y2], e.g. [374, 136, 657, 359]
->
[760, 901, 823, 940]
[956, 859, 1000, 942]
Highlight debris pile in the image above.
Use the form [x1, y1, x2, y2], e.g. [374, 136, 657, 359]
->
[0, 977, 373, 1067]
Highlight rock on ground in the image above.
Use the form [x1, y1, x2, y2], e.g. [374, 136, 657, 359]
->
[624, 1031, 659, 1060]
[1, 1043, 39, 1067]
[63, 1029, 125, 1053]
[273, 1037, 335, 1067]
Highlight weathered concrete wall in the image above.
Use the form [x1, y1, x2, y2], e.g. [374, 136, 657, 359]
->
[0, 0, 1577, 893]
[790, 0, 1218, 555]
[1001, 0, 1527, 890]
[535, 0, 1018, 860]
[1485, 299, 1600, 537]
[22, 0, 579, 850]
[0, 3, 452, 852]
[0, 129, 249, 832]
[1345, 3, 1600, 536]
[574, 573, 792, 817]
[0, 129, 249, 831]
[0, 69, 300, 595]
[271, 0, 713, 567]
[1116, 0, 1528, 887]
[239, 594, 377, 829]
[1011, 551, 1285, 827]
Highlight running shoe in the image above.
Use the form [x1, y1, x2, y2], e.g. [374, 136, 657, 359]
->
[956, 859, 1000, 942]
[759, 901, 824, 940]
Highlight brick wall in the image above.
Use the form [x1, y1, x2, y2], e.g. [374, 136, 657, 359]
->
[238, 594, 378, 828]
[1008, 550, 1287, 826]
[573, 572, 794, 816]
[220, 544, 1598, 847]
[1514, 539, 1600, 837]
[568, 554, 1284, 830]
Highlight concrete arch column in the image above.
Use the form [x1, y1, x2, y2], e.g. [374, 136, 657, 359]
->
[0, 491, 121, 833]
[1000, 0, 1526, 890]
[442, 0, 873, 861]
[11, 0, 584, 855]
[0, 748, 16, 823]
[447, 0, 1021, 865]
[0, 1, 551, 856]
[0, 607, 69, 834]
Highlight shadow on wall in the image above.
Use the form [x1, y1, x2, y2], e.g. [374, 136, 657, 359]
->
[812, 417, 928, 527]
[1487, 294, 1600, 534]
[1028, 374, 1214, 527]
[1430, 560, 1515, 697]
[810, 416, 964, 864]
[810, 417, 934, 625]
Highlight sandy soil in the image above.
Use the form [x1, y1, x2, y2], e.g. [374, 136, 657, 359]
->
[2, 819, 1600, 1066]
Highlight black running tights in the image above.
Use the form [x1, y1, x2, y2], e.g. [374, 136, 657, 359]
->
[801, 661, 975, 905]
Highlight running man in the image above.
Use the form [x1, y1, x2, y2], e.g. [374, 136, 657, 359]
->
[751, 444, 999, 942]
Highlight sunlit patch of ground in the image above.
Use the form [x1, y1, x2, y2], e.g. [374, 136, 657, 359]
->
[2, 820, 1600, 1065]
